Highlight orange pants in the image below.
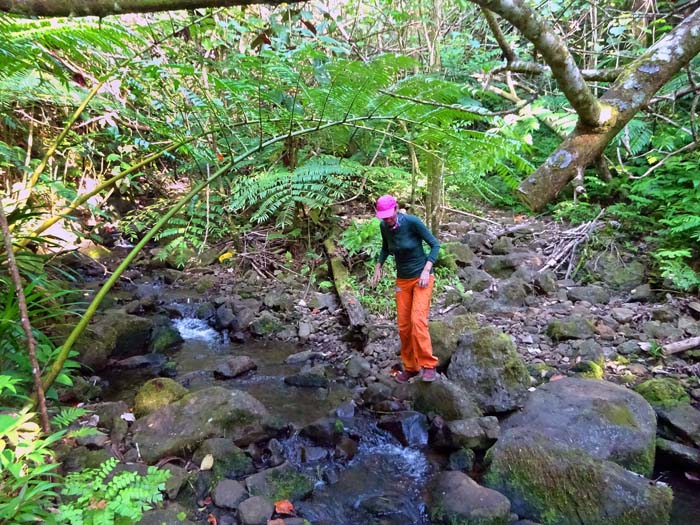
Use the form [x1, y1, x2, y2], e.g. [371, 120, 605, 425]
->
[395, 275, 438, 372]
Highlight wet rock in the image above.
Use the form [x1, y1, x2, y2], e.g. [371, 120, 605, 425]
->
[213, 479, 247, 509]
[301, 446, 327, 463]
[215, 356, 257, 379]
[377, 411, 428, 447]
[429, 314, 477, 368]
[284, 364, 329, 388]
[245, 463, 314, 501]
[412, 379, 482, 420]
[546, 316, 595, 341]
[299, 416, 343, 446]
[150, 323, 184, 353]
[192, 438, 254, 478]
[428, 471, 511, 525]
[359, 494, 414, 521]
[447, 447, 475, 471]
[447, 327, 529, 413]
[134, 377, 189, 418]
[502, 378, 657, 475]
[215, 304, 237, 331]
[444, 416, 499, 450]
[132, 387, 268, 463]
[112, 353, 167, 369]
[238, 496, 274, 525]
[285, 350, 320, 365]
[334, 437, 358, 461]
[195, 301, 216, 320]
[73, 310, 154, 370]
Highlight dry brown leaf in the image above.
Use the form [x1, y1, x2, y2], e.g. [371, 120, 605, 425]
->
[207, 513, 218, 525]
[200, 453, 214, 471]
[274, 499, 295, 515]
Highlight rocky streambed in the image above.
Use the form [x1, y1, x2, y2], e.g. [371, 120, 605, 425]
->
[57, 213, 700, 525]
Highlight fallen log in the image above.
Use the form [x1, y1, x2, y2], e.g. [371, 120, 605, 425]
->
[638, 336, 700, 356]
[323, 238, 366, 329]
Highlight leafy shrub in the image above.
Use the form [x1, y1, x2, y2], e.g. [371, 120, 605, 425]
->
[57, 457, 170, 525]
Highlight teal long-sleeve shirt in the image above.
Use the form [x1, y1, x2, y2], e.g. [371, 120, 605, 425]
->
[377, 213, 440, 279]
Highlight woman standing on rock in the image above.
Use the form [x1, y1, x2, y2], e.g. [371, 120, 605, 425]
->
[370, 195, 440, 383]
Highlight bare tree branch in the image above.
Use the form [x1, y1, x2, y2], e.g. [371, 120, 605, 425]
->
[482, 7, 515, 62]
[0, 200, 50, 433]
[0, 0, 305, 17]
[470, 0, 612, 128]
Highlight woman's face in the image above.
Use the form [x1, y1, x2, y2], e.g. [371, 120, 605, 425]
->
[382, 207, 398, 229]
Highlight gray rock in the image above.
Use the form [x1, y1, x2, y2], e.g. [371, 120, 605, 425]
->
[630, 283, 654, 302]
[131, 387, 268, 463]
[612, 307, 636, 324]
[238, 496, 274, 525]
[446, 416, 499, 449]
[428, 471, 511, 525]
[212, 479, 247, 509]
[163, 464, 192, 499]
[483, 428, 672, 525]
[586, 252, 646, 292]
[447, 327, 530, 412]
[215, 304, 237, 330]
[656, 437, 700, 470]
[377, 411, 428, 447]
[192, 438, 254, 478]
[458, 267, 493, 292]
[140, 503, 195, 525]
[428, 314, 477, 368]
[284, 364, 328, 388]
[657, 403, 700, 448]
[285, 350, 320, 365]
[245, 463, 314, 501]
[297, 321, 313, 339]
[502, 378, 657, 475]
[215, 356, 257, 378]
[567, 285, 610, 304]
[546, 316, 595, 341]
[496, 277, 529, 306]
[412, 378, 482, 420]
[346, 355, 371, 378]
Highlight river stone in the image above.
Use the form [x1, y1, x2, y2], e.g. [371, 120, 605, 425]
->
[134, 377, 189, 418]
[299, 416, 343, 446]
[428, 314, 478, 368]
[238, 496, 274, 525]
[502, 378, 657, 476]
[566, 285, 610, 304]
[428, 471, 511, 525]
[213, 479, 247, 509]
[412, 378, 482, 420]
[250, 311, 284, 336]
[447, 327, 529, 413]
[346, 355, 371, 378]
[245, 462, 314, 501]
[73, 310, 154, 370]
[284, 364, 328, 388]
[495, 277, 529, 306]
[215, 356, 257, 378]
[131, 387, 268, 463]
[483, 428, 672, 525]
[656, 403, 700, 448]
[377, 411, 428, 447]
[445, 416, 499, 450]
[149, 323, 184, 353]
[458, 267, 493, 292]
[546, 316, 595, 341]
[140, 503, 195, 525]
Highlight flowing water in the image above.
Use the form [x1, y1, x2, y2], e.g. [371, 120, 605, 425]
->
[103, 308, 434, 524]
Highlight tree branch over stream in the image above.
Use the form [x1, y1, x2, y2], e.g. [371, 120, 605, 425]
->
[0, 0, 306, 18]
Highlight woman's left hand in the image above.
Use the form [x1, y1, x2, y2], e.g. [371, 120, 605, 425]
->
[418, 270, 430, 288]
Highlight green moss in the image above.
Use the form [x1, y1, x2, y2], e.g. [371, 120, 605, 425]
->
[596, 403, 637, 428]
[268, 469, 314, 501]
[571, 360, 603, 379]
[334, 418, 344, 433]
[634, 378, 689, 408]
[134, 378, 188, 417]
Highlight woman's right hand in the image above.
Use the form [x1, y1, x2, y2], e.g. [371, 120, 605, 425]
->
[371, 265, 382, 287]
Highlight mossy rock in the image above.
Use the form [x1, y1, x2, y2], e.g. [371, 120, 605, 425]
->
[635, 378, 690, 409]
[134, 378, 189, 418]
[246, 463, 314, 502]
[429, 314, 478, 368]
[571, 360, 603, 379]
[150, 324, 184, 353]
[546, 317, 595, 341]
[483, 428, 673, 525]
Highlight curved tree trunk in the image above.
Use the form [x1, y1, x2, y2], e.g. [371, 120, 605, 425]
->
[516, 8, 700, 210]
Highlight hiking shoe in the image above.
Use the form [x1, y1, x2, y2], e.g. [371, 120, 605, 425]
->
[421, 368, 437, 382]
[394, 370, 419, 384]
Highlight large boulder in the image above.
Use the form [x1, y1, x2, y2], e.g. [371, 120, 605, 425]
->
[427, 471, 511, 525]
[584, 251, 646, 292]
[74, 310, 153, 370]
[447, 327, 530, 412]
[502, 378, 657, 476]
[134, 378, 189, 418]
[411, 379, 482, 420]
[428, 314, 477, 368]
[483, 428, 672, 525]
[131, 387, 268, 463]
